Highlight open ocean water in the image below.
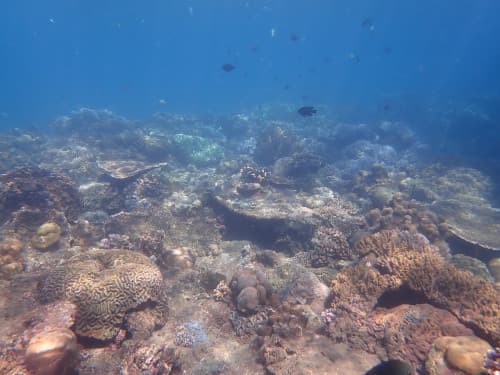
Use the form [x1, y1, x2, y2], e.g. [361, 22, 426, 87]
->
[0, 1, 500, 375]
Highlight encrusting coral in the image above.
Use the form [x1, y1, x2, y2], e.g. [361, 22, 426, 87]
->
[38, 249, 167, 340]
[332, 230, 500, 343]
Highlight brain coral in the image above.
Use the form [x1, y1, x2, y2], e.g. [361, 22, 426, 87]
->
[333, 230, 500, 343]
[38, 249, 166, 340]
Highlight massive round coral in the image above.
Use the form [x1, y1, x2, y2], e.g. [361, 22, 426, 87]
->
[38, 249, 167, 340]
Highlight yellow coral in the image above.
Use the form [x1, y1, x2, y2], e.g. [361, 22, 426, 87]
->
[38, 249, 167, 340]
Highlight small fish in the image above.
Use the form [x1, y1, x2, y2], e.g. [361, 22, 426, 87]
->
[270, 28, 276, 38]
[364, 360, 414, 375]
[159, 99, 167, 105]
[349, 52, 360, 63]
[297, 106, 317, 117]
[383, 46, 393, 55]
[290, 33, 300, 42]
[361, 17, 375, 31]
[49, 18, 55, 24]
[221, 63, 235, 72]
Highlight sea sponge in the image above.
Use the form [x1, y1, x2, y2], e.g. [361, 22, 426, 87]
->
[332, 230, 500, 343]
[38, 249, 167, 340]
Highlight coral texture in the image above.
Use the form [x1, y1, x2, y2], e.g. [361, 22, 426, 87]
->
[38, 249, 167, 340]
[333, 230, 500, 343]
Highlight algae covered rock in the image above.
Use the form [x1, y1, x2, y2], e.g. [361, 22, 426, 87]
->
[31, 222, 61, 250]
[38, 249, 167, 340]
[172, 133, 224, 166]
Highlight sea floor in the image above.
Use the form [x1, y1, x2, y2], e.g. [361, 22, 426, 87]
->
[0, 108, 499, 375]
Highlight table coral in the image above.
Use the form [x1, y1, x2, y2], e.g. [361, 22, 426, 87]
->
[38, 249, 167, 340]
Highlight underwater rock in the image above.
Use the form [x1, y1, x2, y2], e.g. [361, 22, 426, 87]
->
[31, 222, 61, 250]
[425, 336, 492, 375]
[172, 133, 224, 166]
[38, 249, 167, 340]
[25, 328, 79, 375]
[97, 159, 167, 182]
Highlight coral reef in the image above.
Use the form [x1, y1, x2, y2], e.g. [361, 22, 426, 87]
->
[0, 166, 81, 225]
[254, 125, 303, 165]
[332, 230, 500, 344]
[230, 268, 274, 314]
[25, 328, 79, 375]
[172, 133, 223, 166]
[0, 301, 77, 375]
[97, 159, 167, 182]
[31, 222, 61, 250]
[425, 336, 492, 375]
[363, 193, 449, 253]
[38, 249, 167, 340]
[309, 226, 353, 267]
[0, 237, 23, 279]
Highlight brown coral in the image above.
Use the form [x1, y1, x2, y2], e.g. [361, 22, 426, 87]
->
[0, 237, 23, 279]
[332, 230, 500, 343]
[310, 226, 353, 266]
[38, 249, 167, 340]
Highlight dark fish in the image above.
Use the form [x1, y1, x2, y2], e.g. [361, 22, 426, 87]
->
[349, 52, 360, 63]
[361, 17, 373, 28]
[221, 63, 235, 72]
[297, 106, 317, 117]
[383, 103, 392, 111]
[290, 33, 300, 42]
[364, 360, 414, 375]
[383, 46, 393, 55]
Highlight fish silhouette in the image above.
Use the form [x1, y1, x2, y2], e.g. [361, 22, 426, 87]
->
[297, 106, 317, 117]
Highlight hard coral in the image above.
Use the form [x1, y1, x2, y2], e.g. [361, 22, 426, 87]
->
[25, 328, 79, 375]
[0, 237, 23, 279]
[0, 166, 81, 225]
[310, 226, 353, 267]
[426, 336, 492, 375]
[332, 230, 500, 343]
[254, 126, 302, 165]
[38, 249, 167, 340]
[31, 222, 61, 250]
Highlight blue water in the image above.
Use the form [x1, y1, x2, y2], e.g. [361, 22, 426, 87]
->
[1, 0, 500, 127]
